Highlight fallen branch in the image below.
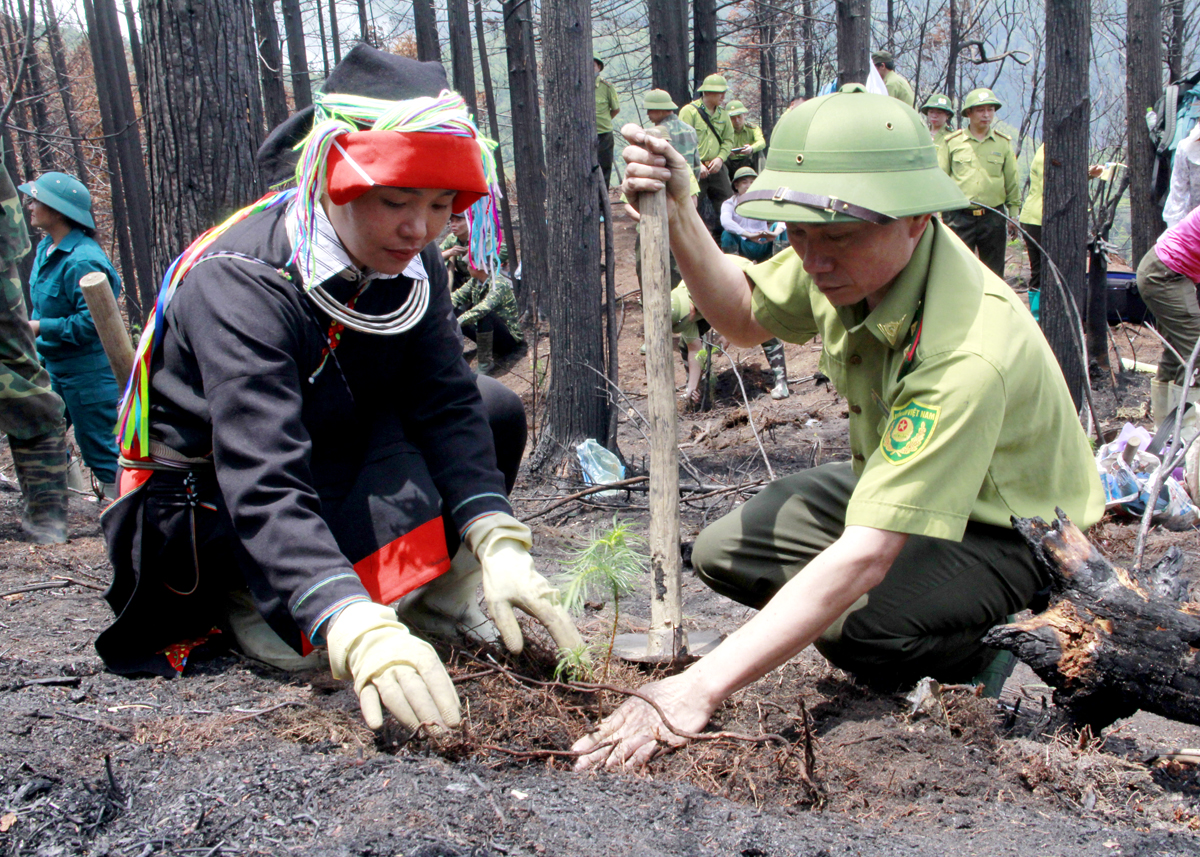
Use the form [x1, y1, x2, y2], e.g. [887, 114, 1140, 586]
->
[0, 580, 71, 598]
[523, 476, 649, 520]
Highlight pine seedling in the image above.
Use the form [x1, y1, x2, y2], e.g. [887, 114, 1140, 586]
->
[559, 515, 647, 683]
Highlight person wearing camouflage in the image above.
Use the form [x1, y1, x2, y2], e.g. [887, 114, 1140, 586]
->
[0, 162, 69, 544]
[441, 212, 508, 292]
[452, 268, 524, 375]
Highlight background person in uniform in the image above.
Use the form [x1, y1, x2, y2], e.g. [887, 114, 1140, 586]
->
[872, 50, 914, 107]
[726, 100, 766, 176]
[939, 88, 1019, 278]
[20, 172, 121, 500]
[452, 266, 524, 376]
[594, 56, 621, 188]
[98, 47, 581, 734]
[441, 211, 506, 291]
[679, 73, 735, 238]
[574, 87, 1103, 770]
[0, 163, 69, 544]
[920, 93, 954, 146]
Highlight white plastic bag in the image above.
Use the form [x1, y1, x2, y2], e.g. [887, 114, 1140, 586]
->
[576, 439, 625, 499]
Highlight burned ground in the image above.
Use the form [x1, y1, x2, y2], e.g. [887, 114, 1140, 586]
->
[3, 209, 1200, 856]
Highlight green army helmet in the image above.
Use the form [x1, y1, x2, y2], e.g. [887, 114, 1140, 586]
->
[919, 92, 953, 115]
[732, 166, 758, 182]
[593, 54, 605, 71]
[643, 89, 678, 111]
[697, 74, 728, 93]
[18, 171, 94, 230]
[727, 100, 748, 117]
[737, 84, 969, 224]
[961, 87, 1002, 115]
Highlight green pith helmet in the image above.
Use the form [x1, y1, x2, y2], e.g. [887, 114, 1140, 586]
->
[594, 55, 604, 70]
[961, 87, 1002, 115]
[732, 166, 758, 181]
[727, 100, 748, 116]
[18, 171, 94, 229]
[643, 89, 678, 111]
[698, 73, 728, 93]
[871, 49, 894, 65]
[736, 84, 968, 224]
[919, 92, 953, 115]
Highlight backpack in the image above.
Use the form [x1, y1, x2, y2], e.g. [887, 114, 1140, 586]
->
[1150, 68, 1200, 208]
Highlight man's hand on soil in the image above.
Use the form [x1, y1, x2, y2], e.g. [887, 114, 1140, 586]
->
[326, 601, 461, 733]
[571, 674, 712, 771]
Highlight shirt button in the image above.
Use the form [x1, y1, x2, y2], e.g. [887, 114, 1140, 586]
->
[849, 354, 862, 365]
[849, 404, 861, 414]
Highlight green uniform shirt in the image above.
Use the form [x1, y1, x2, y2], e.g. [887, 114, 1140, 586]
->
[1019, 143, 1044, 226]
[678, 99, 735, 164]
[746, 218, 1104, 541]
[595, 77, 620, 135]
[931, 126, 950, 150]
[941, 127, 1021, 217]
[732, 122, 766, 156]
[450, 270, 524, 343]
[883, 70, 915, 107]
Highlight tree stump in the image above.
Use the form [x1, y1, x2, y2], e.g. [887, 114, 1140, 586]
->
[983, 509, 1200, 731]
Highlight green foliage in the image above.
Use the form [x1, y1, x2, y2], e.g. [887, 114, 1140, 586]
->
[560, 515, 647, 614]
[553, 644, 594, 683]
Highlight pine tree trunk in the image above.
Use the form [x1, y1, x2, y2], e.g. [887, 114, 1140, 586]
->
[1127, 0, 1164, 266]
[253, 0, 289, 131]
[503, 0, 548, 315]
[803, 0, 814, 98]
[356, 0, 369, 43]
[533, 0, 608, 470]
[141, 0, 265, 276]
[14, 0, 55, 173]
[472, 0, 516, 280]
[315, 0, 329, 78]
[329, 0, 341, 64]
[414, 0, 439, 64]
[447, 0, 476, 114]
[757, 2, 776, 138]
[693, 0, 717, 93]
[648, 0, 689, 110]
[1041, 0, 1090, 408]
[121, 0, 145, 106]
[1, 0, 37, 184]
[836, 0, 870, 85]
[280, 0, 312, 110]
[42, 0, 87, 180]
[946, 0, 958, 109]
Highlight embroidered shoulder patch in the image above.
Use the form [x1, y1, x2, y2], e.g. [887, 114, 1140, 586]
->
[880, 400, 940, 464]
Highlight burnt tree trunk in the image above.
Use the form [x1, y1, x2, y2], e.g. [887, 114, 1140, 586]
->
[42, 0, 87, 179]
[252, 0, 289, 132]
[1167, 0, 1185, 82]
[0, 0, 36, 183]
[836, 0, 870, 85]
[356, 0, 370, 43]
[447, 0, 476, 114]
[648, 0, 689, 110]
[503, 0, 547, 315]
[1086, 240, 1110, 374]
[757, 1, 776, 138]
[141, 0, 265, 276]
[473, 0, 516, 280]
[315, 0, 330, 78]
[946, 0, 959, 111]
[1127, 0, 1164, 266]
[533, 0, 607, 470]
[802, 0, 814, 98]
[414, 0, 440, 64]
[693, 0, 717, 93]
[121, 0, 145, 104]
[984, 511, 1200, 731]
[14, 0, 55, 172]
[1041, 0, 1090, 408]
[280, 0, 312, 110]
[329, 0, 341, 64]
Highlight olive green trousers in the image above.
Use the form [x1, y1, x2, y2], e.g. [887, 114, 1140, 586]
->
[691, 463, 1047, 688]
[1136, 245, 1200, 385]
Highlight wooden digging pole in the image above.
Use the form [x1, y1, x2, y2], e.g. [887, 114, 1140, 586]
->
[639, 131, 688, 662]
[79, 271, 135, 389]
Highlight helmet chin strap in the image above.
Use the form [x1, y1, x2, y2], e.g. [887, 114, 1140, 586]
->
[738, 188, 895, 224]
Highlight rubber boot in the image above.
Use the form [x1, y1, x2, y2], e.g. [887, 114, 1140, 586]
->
[1150, 379, 1171, 429]
[394, 545, 500, 647]
[971, 614, 1020, 698]
[763, 339, 790, 399]
[9, 431, 69, 544]
[476, 330, 495, 376]
[225, 588, 328, 671]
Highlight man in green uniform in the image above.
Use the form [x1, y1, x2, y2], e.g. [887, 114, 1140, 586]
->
[0, 161, 69, 544]
[679, 73, 735, 237]
[594, 56, 621, 188]
[574, 86, 1104, 770]
[726, 100, 766, 176]
[872, 50, 915, 107]
[939, 88, 1020, 278]
[920, 92, 954, 146]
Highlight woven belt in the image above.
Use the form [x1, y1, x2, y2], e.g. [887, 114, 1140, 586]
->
[738, 188, 894, 224]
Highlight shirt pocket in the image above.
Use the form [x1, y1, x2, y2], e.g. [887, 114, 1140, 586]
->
[986, 151, 1005, 176]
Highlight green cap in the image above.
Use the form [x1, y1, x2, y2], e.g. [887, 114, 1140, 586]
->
[919, 92, 954, 115]
[643, 89, 678, 111]
[594, 55, 604, 70]
[727, 100, 748, 116]
[961, 87, 1002, 115]
[697, 73, 728, 93]
[736, 85, 968, 224]
[732, 166, 758, 181]
[871, 50, 894, 65]
[18, 171, 94, 229]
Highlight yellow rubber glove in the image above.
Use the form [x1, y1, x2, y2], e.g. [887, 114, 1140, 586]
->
[465, 513, 584, 655]
[326, 601, 461, 732]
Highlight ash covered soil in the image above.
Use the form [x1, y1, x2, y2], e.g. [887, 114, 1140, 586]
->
[4, 208, 1200, 856]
